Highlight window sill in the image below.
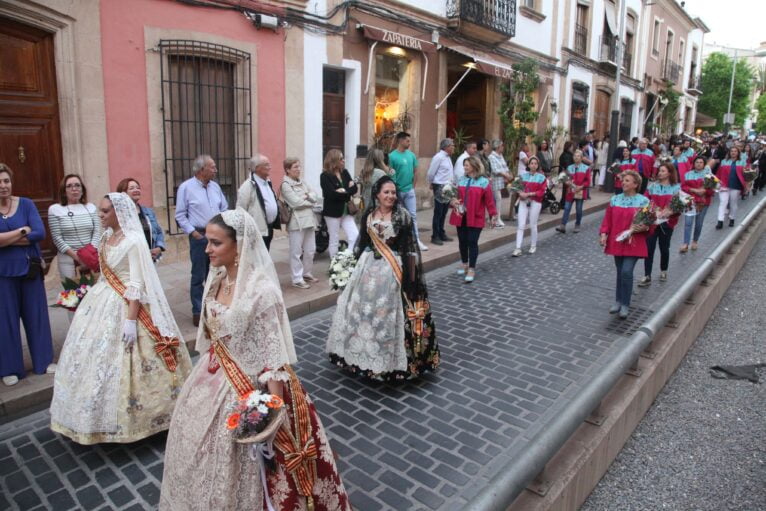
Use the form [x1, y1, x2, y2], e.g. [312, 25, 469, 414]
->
[519, 5, 546, 23]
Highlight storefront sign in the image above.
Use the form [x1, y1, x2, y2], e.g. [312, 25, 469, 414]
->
[362, 25, 437, 54]
[475, 60, 513, 79]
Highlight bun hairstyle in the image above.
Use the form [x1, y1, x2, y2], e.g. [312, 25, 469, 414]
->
[208, 214, 237, 241]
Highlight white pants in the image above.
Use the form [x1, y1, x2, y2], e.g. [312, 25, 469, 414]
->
[326, 215, 358, 257]
[516, 200, 542, 249]
[598, 165, 607, 186]
[493, 190, 505, 225]
[717, 189, 740, 222]
[57, 252, 77, 280]
[288, 227, 316, 284]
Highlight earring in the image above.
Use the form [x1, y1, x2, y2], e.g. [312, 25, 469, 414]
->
[234, 256, 239, 267]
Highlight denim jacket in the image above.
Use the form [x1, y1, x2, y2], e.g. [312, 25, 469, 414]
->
[140, 205, 166, 251]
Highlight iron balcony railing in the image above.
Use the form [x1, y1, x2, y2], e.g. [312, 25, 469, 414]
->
[599, 35, 617, 63]
[662, 59, 682, 83]
[688, 74, 702, 91]
[574, 23, 588, 54]
[446, 0, 517, 37]
[622, 50, 632, 73]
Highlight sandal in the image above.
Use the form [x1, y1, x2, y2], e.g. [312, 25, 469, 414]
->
[464, 269, 475, 283]
[679, 244, 688, 253]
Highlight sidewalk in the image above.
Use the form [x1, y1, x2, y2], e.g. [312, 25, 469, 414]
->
[1, 191, 613, 418]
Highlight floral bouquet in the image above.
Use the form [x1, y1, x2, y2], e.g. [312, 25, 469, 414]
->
[552, 171, 571, 188]
[226, 389, 286, 444]
[743, 168, 758, 183]
[440, 183, 458, 202]
[328, 249, 356, 291]
[52, 273, 96, 311]
[506, 176, 525, 194]
[667, 191, 695, 215]
[703, 174, 721, 190]
[616, 204, 658, 243]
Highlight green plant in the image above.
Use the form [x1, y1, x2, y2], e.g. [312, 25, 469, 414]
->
[498, 58, 541, 166]
[449, 126, 473, 163]
[657, 81, 681, 135]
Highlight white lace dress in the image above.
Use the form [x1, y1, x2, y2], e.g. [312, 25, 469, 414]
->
[326, 218, 408, 375]
[50, 236, 192, 444]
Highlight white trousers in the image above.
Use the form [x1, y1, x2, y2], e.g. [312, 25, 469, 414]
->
[717, 189, 740, 222]
[493, 190, 505, 224]
[516, 200, 542, 249]
[288, 227, 316, 284]
[598, 165, 607, 186]
[57, 252, 77, 280]
[326, 215, 359, 257]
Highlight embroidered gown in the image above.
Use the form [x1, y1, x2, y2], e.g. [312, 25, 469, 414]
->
[326, 208, 440, 381]
[160, 273, 350, 511]
[50, 236, 192, 444]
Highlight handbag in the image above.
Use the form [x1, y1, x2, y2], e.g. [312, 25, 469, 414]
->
[347, 196, 362, 215]
[25, 256, 44, 280]
[278, 199, 292, 225]
[76, 244, 100, 273]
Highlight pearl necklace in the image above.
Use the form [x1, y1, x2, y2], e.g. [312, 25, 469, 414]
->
[223, 274, 236, 296]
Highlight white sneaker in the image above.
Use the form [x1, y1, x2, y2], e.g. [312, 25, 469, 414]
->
[2, 375, 18, 386]
[418, 241, 429, 251]
[46, 363, 57, 374]
[528, 246, 537, 254]
[511, 248, 522, 257]
[292, 281, 311, 289]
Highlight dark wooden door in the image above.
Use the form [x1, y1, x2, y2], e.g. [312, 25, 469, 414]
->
[593, 90, 611, 141]
[323, 68, 345, 158]
[453, 73, 487, 140]
[0, 17, 64, 261]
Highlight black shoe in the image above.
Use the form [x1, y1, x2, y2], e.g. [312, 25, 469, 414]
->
[430, 237, 444, 246]
[715, 221, 723, 230]
[193, 314, 200, 327]
[729, 219, 735, 227]
[440, 235, 454, 242]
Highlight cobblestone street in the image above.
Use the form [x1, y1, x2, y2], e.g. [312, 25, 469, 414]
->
[0, 197, 761, 511]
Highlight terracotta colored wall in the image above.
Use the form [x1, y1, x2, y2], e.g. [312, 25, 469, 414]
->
[99, 0, 286, 204]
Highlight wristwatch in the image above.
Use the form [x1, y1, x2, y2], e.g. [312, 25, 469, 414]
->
[19, 228, 27, 236]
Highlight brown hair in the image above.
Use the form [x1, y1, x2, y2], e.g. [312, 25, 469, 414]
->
[283, 157, 300, 172]
[322, 148, 344, 175]
[657, 162, 678, 185]
[58, 174, 88, 206]
[463, 155, 484, 176]
[621, 169, 642, 189]
[0, 163, 13, 181]
[116, 177, 140, 194]
[360, 148, 388, 185]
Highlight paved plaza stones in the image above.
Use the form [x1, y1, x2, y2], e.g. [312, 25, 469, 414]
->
[0, 197, 760, 510]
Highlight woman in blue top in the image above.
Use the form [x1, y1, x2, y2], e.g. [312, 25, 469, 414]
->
[715, 146, 749, 229]
[0, 164, 55, 386]
[116, 177, 166, 262]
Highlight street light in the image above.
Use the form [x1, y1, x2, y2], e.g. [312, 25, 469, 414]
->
[724, 49, 738, 133]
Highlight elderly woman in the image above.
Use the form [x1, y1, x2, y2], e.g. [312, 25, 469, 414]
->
[0, 164, 55, 386]
[48, 174, 101, 279]
[116, 177, 166, 261]
[280, 157, 318, 289]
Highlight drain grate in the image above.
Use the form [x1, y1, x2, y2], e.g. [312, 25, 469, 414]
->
[604, 305, 654, 336]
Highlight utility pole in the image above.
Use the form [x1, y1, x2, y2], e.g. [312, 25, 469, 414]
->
[724, 49, 738, 134]
[606, 0, 627, 193]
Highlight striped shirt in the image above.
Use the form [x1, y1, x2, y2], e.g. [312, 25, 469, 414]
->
[48, 203, 101, 254]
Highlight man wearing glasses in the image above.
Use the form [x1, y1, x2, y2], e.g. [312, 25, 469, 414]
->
[237, 154, 280, 250]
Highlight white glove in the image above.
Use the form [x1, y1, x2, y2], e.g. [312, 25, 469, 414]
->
[122, 319, 137, 347]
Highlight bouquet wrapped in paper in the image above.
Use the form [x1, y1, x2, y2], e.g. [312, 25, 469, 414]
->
[328, 249, 357, 290]
[440, 183, 458, 202]
[703, 174, 721, 190]
[743, 167, 758, 183]
[551, 171, 571, 188]
[506, 176, 525, 194]
[667, 191, 695, 215]
[616, 204, 658, 243]
[226, 389, 286, 444]
[52, 273, 96, 311]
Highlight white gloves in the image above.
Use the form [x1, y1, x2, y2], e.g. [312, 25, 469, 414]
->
[122, 319, 137, 347]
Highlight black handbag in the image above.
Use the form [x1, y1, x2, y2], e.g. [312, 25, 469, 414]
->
[26, 256, 44, 280]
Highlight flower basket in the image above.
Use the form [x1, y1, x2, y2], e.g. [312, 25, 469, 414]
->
[227, 390, 287, 444]
[234, 407, 286, 444]
[51, 273, 97, 311]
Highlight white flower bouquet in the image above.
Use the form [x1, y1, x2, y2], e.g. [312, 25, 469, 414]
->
[440, 183, 458, 202]
[328, 249, 356, 291]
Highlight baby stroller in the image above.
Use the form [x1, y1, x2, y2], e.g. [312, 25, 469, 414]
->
[313, 204, 348, 255]
[541, 180, 561, 215]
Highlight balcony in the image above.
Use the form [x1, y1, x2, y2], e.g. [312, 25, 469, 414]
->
[687, 74, 703, 95]
[662, 59, 682, 83]
[574, 23, 588, 55]
[446, 0, 517, 43]
[599, 35, 618, 65]
[622, 51, 632, 74]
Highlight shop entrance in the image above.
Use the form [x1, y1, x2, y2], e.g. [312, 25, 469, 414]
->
[446, 53, 488, 141]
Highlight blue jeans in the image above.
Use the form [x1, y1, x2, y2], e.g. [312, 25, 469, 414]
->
[614, 256, 639, 307]
[683, 206, 708, 245]
[562, 199, 584, 226]
[398, 189, 420, 242]
[189, 233, 209, 315]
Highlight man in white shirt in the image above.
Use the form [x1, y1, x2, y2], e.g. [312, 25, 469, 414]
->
[236, 154, 281, 250]
[453, 141, 477, 181]
[426, 138, 456, 245]
[518, 143, 530, 175]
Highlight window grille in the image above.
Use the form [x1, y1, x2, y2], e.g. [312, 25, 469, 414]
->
[159, 40, 252, 234]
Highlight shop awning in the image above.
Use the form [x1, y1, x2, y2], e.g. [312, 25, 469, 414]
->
[604, 1, 618, 36]
[434, 43, 515, 109]
[695, 112, 716, 127]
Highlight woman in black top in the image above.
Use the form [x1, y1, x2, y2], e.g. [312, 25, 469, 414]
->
[558, 141, 575, 206]
[320, 148, 359, 257]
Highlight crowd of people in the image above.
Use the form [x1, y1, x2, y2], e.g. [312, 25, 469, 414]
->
[0, 125, 762, 508]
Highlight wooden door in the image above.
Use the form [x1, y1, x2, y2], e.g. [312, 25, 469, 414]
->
[454, 73, 487, 140]
[593, 90, 611, 141]
[323, 68, 345, 158]
[0, 17, 64, 261]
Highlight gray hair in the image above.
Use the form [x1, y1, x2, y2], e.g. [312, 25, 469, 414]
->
[439, 138, 454, 151]
[491, 139, 504, 151]
[192, 154, 212, 173]
[248, 153, 269, 171]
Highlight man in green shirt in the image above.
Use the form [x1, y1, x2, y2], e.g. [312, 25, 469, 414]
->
[389, 132, 428, 251]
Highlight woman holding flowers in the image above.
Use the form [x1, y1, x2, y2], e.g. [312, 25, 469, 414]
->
[556, 150, 590, 234]
[715, 146, 749, 229]
[612, 146, 637, 195]
[679, 156, 716, 253]
[326, 176, 439, 381]
[161, 208, 349, 510]
[638, 163, 681, 287]
[449, 156, 498, 282]
[599, 170, 651, 319]
[512, 156, 546, 256]
[51, 193, 192, 444]
[671, 144, 691, 182]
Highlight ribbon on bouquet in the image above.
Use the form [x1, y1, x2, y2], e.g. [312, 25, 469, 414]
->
[250, 442, 277, 511]
[100, 251, 180, 372]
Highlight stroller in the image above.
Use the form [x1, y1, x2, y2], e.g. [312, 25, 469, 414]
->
[542, 165, 562, 215]
[313, 204, 348, 255]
